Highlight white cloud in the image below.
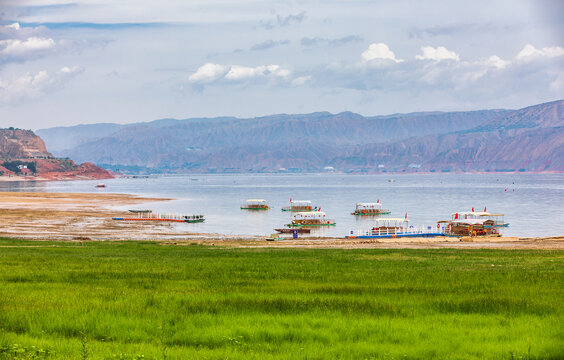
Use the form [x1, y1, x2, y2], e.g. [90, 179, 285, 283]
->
[0, 66, 82, 104]
[415, 46, 460, 61]
[5, 23, 21, 30]
[483, 55, 510, 69]
[516, 44, 564, 62]
[189, 63, 292, 84]
[188, 63, 229, 84]
[361, 43, 402, 63]
[0, 37, 56, 57]
[225, 65, 289, 81]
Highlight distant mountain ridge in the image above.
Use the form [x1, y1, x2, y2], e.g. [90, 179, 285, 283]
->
[36, 100, 563, 173]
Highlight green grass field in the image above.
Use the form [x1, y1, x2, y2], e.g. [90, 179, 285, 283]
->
[0, 238, 562, 359]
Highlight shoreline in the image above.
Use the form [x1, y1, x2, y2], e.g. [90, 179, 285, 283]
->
[0, 191, 562, 249]
[1, 170, 563, 183]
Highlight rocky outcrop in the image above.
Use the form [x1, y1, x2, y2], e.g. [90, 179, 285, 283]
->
[0, 128, 113, 181]
[0, 129, 52, 160]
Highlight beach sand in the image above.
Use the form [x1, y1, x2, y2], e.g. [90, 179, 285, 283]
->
[0, 191, 562, 249]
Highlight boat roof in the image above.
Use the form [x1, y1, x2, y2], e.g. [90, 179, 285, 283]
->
[246, 199, 267, 202]
[356, 203, 382, 207]
[452, 211, 489, 216]
[291, 200, 311, 204]
[451, 219, 493, 225]
[451, 211, 504, 217]
[294, 211, 325, 216]
[374, 218, 408, 222]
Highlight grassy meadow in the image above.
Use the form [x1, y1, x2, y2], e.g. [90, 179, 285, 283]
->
[0, 238, 562, 359]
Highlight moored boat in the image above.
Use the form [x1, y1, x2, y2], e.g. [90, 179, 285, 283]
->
[113, 210, 204, 223]
[369, 217, 409, 235]
[451, 208, 509, 228]
[286, 211, 336, 227]
[95, 183, 106, 188]
[438, 219, 500, 237]
[281, 200, 317, 212]
[347, 218, 445, 238]
[351, 202, 390, 216]
[240, 199, 270, 210]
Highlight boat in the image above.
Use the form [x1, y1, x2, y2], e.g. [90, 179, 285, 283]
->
[240, 199, 270, 210]
[274, 228, 311, 234]
[113, 210, 204, 223]
[347, 218, 444, 238]
[351, 202, 390, 216]
[370, 218, 409, 235]
[95, 183, 106, 188]
[281, 200, 317, 212]
[286, 211, 336, 227]
[438, 219, 500, 237]
[451, 209, 509, 228]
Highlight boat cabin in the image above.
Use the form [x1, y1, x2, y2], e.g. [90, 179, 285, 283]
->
[282, 200, 316, 212]
[241, 199, 270, 210]
[352, 202, 391, 215]
[288, 211, 336, 227]
[370, 218, 409, 235]
[451, 211, 508, 227]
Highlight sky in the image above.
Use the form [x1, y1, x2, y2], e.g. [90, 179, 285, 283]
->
[0, 0, 563, 130]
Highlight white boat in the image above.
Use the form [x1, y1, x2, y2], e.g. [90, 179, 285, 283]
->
[451, 210, 509, 227]
[281, 200, 317, 212]
[286, 211, 336, 227]
[351, 202, 391, 216]
[240, 199, 270, 210]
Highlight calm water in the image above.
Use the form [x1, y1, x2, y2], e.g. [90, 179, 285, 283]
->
[1, 173, 563, 237]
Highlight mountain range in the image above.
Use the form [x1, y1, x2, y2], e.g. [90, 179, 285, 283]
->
[36, 99, 564, 173]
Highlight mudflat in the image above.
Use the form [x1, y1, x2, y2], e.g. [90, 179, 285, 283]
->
[0, 191, 562, 249]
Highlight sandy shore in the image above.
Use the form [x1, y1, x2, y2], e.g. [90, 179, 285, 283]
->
[0, 191, 562, 249]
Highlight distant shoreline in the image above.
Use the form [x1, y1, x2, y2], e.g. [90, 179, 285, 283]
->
[2, 170, 561, 182]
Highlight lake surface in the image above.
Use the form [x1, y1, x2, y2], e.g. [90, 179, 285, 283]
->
[1, 173, 563, 237]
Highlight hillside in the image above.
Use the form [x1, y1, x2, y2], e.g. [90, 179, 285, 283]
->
[36, 100, 563, 173]
[0, 128, 114, 180]
[336, 100, 564, 172]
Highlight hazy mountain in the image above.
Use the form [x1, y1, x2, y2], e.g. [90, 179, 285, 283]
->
[334, 100, 564, 172]
[36, 100, 562, 173]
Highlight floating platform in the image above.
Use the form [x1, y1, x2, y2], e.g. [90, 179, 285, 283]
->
[346, 232, 445, 239]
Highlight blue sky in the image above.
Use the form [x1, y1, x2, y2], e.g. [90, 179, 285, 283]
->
[0, 0, 563, 129]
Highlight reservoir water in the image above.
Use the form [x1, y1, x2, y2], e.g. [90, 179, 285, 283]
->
[1, 173, 563, 238]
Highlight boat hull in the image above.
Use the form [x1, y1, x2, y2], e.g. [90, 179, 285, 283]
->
[274, 228, 311, 233]
[281, 207, 318, 212]
[351, 211, 391, 216]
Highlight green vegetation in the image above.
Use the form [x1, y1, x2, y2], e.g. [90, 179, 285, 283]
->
[0, 238, 562, 359]
[2, 161, 37, 174]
